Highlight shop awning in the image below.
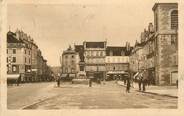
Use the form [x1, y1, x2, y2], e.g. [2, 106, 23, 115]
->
[7, 74, 20, 80]
[69, 74, 76, 78]
[107, 71, 126, 74]
[61, 74, 67, 78]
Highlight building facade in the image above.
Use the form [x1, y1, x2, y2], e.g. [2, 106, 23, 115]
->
[130, 3, 178, 85]
[83, 41, 106, 81]
[61, 45, 80, 80]
[106, 44, 132, 80]
[7, 29, 53, 82]
[153, 3, 178, 85]
[7, 31, 32, 82]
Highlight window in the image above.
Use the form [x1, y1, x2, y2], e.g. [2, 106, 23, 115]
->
[71, 55, 74, 58]
[100, 51, 103, 56]
[12, 66, 17, 72]
[96, 51, 98, 56]
[110, 51, 113, 56]
[171, 34, 178, 49]
[171, 35, 176, 45]
[91, 51, 93, 56]
[171, 10, 178, 30]
[7, 49, 8, 54]
[13, 49, 16, 54]
[25, 49, 26, 54]
[71, 60, 74, 64]
[25, 57, 27, 63]
[12, 57, 16, 63]
[29, 50, 31, 55]
[29, 58, 31, 64]
[155, 12, 158, 31]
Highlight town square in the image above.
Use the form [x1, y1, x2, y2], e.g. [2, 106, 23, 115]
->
[6, 1, 178, 109]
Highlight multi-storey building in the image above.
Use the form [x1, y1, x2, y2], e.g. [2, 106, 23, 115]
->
[153, 3, 178, 85]
[83, 41, 106, 81]
[7, 29, 52, 82]
[130, 3, 178, 85]
[7, 31, 32, 82]
[130, 41, 146, 74]
[106, 43, 132, 80]
[61, 45, 79, 80]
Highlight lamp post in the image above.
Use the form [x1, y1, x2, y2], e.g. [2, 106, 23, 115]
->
[8, 55, 13, 74]
[137, 59, 140, 72]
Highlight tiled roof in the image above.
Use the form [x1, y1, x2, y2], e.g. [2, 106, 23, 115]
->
[85, 42, 105, 48]
[7, 31, 23, 43]
[106, 46, 133, 56]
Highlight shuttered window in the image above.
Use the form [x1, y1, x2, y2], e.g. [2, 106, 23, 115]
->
[171, 10, 178, 30]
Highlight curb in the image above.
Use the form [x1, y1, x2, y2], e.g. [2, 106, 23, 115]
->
[135, 90, 178, 98]
[117, 82, 178, 98]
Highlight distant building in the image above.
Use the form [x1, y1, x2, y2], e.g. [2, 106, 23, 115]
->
[130, 3, 178, 85]
[7, 31, 32, 82]
[153, 3, 178, 85]
[7, 29, 52, 82]
[106, 42, 132, 80]
[83, 41, 106, 81]
[61, 45, 79, 80]
[130, 41, 146, 73]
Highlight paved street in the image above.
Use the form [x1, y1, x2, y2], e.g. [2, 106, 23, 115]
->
[7, 81, 177, 109]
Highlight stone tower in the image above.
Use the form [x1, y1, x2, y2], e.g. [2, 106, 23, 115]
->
[152, 3, 178, 85]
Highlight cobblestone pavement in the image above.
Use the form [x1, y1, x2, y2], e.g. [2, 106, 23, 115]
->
[7, 81, 177, 109]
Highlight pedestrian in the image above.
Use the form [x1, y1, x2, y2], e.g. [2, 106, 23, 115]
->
[16, 74, 21, 86]
[89, 78, 92, 87]
[138, 72, 143, 91]
[126, 77, 131, 93]
[57, 73, 60, 87]
[124, 77, 127, 85]
[142, 70, 147, 92]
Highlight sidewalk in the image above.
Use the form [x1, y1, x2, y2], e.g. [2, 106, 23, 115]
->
[117, 81, 178, 98]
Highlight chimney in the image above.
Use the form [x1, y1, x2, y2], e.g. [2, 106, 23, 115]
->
[140, 31, 146, 43]
[128, 42, 130, 51]
[15, 29, 20, 40]
[148, 23, 154, 33]
[125, 42, 128, 51]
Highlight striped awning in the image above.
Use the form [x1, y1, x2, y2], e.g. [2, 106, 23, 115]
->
[69, 74, 76, 77]
[61, 74, 67, 77]
[107, 71, 126, 74]
[7, 74, 20, 80]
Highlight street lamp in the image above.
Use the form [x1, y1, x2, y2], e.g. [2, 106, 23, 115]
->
[8, 55, 13, 73]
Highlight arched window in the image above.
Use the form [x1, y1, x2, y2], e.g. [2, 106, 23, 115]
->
[171, 10, 178, 30]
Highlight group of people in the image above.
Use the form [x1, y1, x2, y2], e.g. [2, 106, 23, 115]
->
[123, 70, 149, 93]
[134, 70, 149, 92]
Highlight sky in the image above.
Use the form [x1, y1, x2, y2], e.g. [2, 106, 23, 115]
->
[7, 0, 159, 66]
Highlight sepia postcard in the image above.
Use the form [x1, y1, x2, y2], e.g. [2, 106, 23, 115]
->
[1, 0, 184, 116]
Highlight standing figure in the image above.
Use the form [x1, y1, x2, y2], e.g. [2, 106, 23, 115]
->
[17, 74, 21, 86]
[89, 78, 92, 87]
[124, 77, 127, 85]
[126, 77, 131, 93]
[142, 70, 147, 92]
[138, 72, 143, 91]
[57, 73, 60, 87]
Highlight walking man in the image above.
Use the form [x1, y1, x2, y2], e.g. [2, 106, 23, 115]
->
[89, 78, 92, 87]
[57, 73, 60, 87]
[17, 74, 21, 86]
[142, 70, 147, 92]
[126, 77, 131, 93]
[138, 72, 143, 91]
